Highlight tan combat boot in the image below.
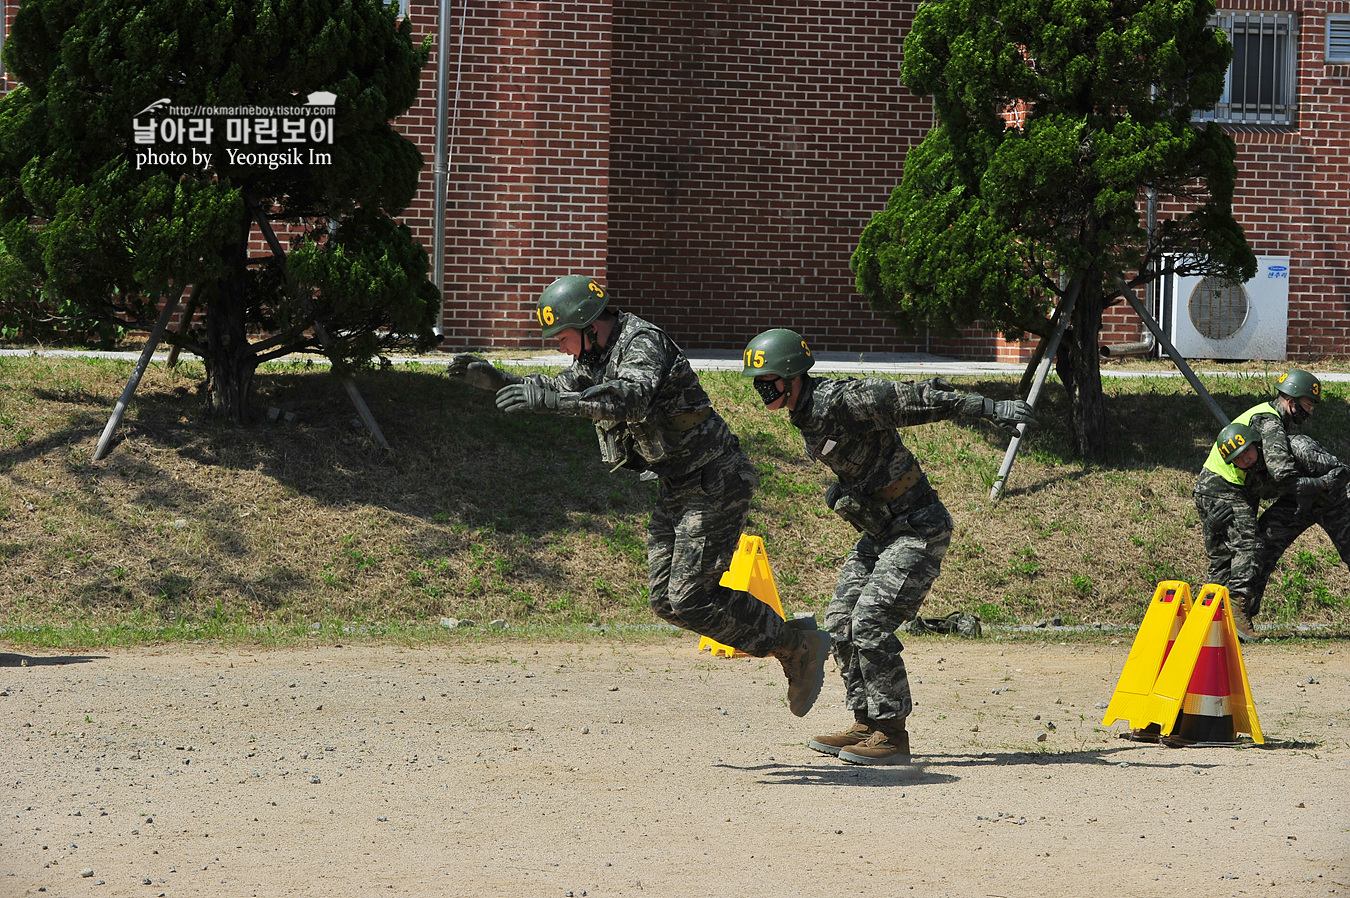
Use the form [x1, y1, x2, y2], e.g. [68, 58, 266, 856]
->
[839, 718, 910, 765]
[808, 714, 873, 756]
[1231, 595, 1258, 642]
[769, 624, 832, 717]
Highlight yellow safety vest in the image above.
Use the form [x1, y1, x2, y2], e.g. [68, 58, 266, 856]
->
[1202, 402, 1278, 485]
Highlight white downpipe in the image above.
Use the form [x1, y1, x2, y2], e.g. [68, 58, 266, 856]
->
[431, 0, 466, 332]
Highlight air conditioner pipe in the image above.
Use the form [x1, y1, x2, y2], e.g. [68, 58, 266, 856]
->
[1099, 331, 1157, 358]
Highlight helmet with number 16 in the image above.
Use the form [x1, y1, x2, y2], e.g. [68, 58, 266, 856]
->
[534, 275, 609, 339]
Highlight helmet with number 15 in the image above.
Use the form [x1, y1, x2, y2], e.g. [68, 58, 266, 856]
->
[740, 328, 815, 380]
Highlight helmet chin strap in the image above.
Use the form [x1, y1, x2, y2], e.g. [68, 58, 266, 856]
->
[578, 324, 606, 366]
[1283, 395, 1312, 425]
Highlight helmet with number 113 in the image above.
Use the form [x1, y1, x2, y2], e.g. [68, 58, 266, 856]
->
[1216, 421, 1261, 465]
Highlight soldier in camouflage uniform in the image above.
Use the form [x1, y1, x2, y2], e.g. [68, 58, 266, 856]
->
[1194, 421, 1276, 640]
[447, 276, 832, 717]
[741, 328, 1036, 764]
[1193, 369, 1345, 638]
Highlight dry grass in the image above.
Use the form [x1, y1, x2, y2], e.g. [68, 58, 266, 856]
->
[1, 354, 1348, 644]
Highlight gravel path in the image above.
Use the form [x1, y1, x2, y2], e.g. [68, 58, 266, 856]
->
[3, 638, 1347, 897]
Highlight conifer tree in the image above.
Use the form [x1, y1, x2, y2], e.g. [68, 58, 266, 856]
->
[0, 0, 438, 420]
[854, 0, 1255, 457]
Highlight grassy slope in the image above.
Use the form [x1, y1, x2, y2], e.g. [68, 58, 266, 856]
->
[1, 355, 1348, 645]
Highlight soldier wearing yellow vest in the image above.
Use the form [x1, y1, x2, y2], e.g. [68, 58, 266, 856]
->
[1193, 370, 1335, 639]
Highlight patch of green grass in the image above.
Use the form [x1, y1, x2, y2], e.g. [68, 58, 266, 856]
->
[0, 356, 1348, 645]
[1267, 548, 1349, 624]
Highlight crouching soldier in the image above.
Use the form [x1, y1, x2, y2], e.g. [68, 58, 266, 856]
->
[1193, 370, 1336, 638]
[740, 328, 1036, 763]
[448, 277, 832, 716]
[1194, 421, 1274, 640]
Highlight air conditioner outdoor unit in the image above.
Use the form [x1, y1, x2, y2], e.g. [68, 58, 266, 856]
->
[1168, 255, 1290, 360]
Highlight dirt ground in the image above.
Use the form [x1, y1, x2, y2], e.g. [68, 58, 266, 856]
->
[3, 636, 1347, 898]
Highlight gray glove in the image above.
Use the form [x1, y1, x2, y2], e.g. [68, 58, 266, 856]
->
[992, 399, 1037, 433]
[966, 394, 1037, 434]
[446, 354, 519, 392]
[495, 382, 562, 414]
[959, 394, 1037, 434]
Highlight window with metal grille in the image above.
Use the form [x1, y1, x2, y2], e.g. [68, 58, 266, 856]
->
[1195, 12, 1299, 126]
[1329, 17, 1350, 64]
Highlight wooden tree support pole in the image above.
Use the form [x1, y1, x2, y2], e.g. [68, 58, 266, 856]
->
[1113, 273, 1229, 428]
[989, 281, 1081, 503]
[92, 287, 187, 461]
[248, 202, 391, 451]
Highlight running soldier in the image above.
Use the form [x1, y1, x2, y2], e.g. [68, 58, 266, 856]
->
[1192, 369, 1335, 637]
[448, 276, 832, 716]
[740, 328, 1036, 764]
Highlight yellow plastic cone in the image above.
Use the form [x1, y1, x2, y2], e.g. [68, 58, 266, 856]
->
[698, 534, 787, 658]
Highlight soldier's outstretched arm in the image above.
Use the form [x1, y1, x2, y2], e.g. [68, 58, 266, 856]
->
[1286, 432, 1349, 514]
[871, 377, 1036, 434]
[1288, 433, 1344, 477]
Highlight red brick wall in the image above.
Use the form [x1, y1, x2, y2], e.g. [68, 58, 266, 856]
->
[402, 1, 612, 350]
[2, 1, 1344, 362]
[602, 0, 933, 354]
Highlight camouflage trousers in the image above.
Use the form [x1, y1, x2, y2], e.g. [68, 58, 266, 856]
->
[1251, 491, 1350, 618]
[647, 449, 784, 657]
[1193, 487, 1262, 606]
[824, 500, 954, 721]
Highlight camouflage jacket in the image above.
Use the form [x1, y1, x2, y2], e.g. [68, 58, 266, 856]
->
[788, 375, 978, 517]
[524, 312, 740, 479]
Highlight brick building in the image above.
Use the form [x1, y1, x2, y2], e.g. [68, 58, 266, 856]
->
[392, 0, 1350, 362]
[2, 1, 1346, 362]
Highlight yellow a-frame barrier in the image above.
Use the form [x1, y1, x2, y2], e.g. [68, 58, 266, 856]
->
[1101, 581, 1192, 730]
[1144, 584, 1263, 744]
[698, 534, 787, 658]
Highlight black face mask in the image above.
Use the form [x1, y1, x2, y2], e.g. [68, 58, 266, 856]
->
[1291, 403, 1312, 425]
[754, 377, 786, 406]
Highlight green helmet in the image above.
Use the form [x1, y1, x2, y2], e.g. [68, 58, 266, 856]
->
[1276, 368, 1322, 403]
[1216, 422, 1260, 465]
[741, 328, 815, 379]
[534, 275, 608, 339]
